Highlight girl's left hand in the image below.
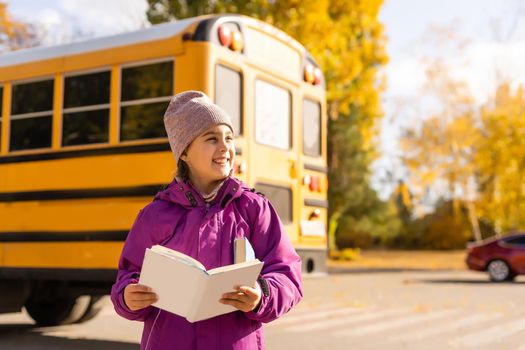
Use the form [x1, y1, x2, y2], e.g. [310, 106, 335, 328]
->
[219, 282, 262, 312]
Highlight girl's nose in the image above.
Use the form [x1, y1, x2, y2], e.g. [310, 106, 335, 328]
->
[218, 138, 229, 150]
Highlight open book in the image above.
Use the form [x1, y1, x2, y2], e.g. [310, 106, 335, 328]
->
[139, 244, 263, 323]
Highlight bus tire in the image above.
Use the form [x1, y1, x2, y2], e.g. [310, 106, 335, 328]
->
[25, 295, 95, 326]
[76, 295, 104, 323]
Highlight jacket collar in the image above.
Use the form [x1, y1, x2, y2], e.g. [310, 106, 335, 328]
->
[154, 176, 244, 209]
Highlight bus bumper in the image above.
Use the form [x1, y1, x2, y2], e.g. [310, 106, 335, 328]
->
[296, 247, 327, 277]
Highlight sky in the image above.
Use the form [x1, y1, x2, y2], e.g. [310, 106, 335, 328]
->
[375, 0, 525, 202]
[3, 0, 525, 203]
[3, 0, 149, 46]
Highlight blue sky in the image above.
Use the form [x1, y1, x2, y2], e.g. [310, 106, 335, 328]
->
[4, 0, 525, 201]
[4, 0, 149, 46]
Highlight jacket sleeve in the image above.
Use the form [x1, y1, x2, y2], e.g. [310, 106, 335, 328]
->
[244, 197, 303, 323]
[110, 206, 157, 321]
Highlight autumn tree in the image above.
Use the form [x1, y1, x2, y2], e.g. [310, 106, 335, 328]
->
[476, 83, 525, 233]
[0, 2, 38, 52]
[400, 43, 525, 244]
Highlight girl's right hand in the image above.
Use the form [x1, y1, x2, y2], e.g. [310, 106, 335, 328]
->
[123, 283, 159, 311]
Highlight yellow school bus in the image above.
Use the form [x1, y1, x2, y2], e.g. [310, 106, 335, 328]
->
[0, 14, 327, 325]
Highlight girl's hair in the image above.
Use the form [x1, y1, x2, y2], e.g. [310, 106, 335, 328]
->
[176, 158, 190, 181]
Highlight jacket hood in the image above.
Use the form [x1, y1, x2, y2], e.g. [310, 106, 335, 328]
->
[153, 176, 247, 209]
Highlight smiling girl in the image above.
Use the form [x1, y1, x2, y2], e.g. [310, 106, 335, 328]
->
[111, 91, 303, 350]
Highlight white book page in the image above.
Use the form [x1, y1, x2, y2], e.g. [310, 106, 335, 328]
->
[140, 248, 205, 318]
[190, 261, 263, 322]
[151, 244, 206, 270]
[207, 259, 262, 275]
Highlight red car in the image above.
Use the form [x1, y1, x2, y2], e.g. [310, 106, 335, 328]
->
[466, 233, 525, 282]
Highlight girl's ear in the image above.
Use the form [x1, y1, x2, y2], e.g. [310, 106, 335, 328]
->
[180, 148, 189, 161]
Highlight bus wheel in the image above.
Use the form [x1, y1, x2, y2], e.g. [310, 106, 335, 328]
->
[25, 295, 98, 326]
[76, 296, 104, 323]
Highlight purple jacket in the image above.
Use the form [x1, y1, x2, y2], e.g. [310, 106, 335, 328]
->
[111, 176, 303, 350]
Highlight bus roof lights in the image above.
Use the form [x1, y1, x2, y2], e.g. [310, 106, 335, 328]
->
[218, 25, 243, 52]
[231, 30, 244, 51]
[304, 64, 315, 84]
[314, 68, 322, 85]
[218, 25, 233, 48]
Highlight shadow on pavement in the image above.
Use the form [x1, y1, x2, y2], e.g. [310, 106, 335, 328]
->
[328, 267, 449, 274]
[411, 279, 525, 285]
[0, 324, 138, 350]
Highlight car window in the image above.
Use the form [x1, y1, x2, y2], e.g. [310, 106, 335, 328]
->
[503, 236, 525, 246]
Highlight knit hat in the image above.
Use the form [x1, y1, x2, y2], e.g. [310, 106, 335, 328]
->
[163, 91, 234, 162]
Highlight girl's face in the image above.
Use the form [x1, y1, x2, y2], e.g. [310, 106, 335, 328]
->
[181, 124, 235, 189]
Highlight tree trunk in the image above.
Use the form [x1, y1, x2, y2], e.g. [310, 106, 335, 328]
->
[466, 201, 482, 242]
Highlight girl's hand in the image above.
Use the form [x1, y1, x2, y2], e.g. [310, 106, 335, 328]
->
[123, 283, 158, 311]
[219, 282, 262, 312]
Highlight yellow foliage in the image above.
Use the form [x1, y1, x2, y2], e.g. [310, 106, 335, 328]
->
[210, 0, 388, 130]
[329, 247, 362, 261]
[402, 74, 525, 233]
[475, 83, 525, 232]
[0, 2, 34, 51]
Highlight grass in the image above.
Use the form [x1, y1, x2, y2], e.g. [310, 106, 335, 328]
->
[328, 249, 468, 270]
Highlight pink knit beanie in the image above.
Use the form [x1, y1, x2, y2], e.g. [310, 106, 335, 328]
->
[163, 91, 234, 162]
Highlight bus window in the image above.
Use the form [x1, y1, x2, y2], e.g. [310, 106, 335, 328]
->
[254, 80, 291, 150]
[10, 79, 54, 151]
[120, 60, 173, 141]
[62, 70, 110, 146]
[303, 98, 321, 157]
[215, 64, 242, 135]
[254, 183, 293, 225]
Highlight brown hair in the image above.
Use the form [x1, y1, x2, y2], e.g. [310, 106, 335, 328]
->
[176, 157, 190, 181]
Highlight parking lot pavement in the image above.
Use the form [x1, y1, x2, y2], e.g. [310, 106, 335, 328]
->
[0, 269, 524, 350]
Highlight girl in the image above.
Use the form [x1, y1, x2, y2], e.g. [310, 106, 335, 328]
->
[111, 91, 303, 349]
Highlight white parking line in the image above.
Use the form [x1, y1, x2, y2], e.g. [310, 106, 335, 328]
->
[285, 307, 413, 333]
[333, 309, 460, 337]
[282, 303, 340, 317]
[389, 313, 503, 342]
[270, 306, 363, 327]
[449, 317, 525, 347]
